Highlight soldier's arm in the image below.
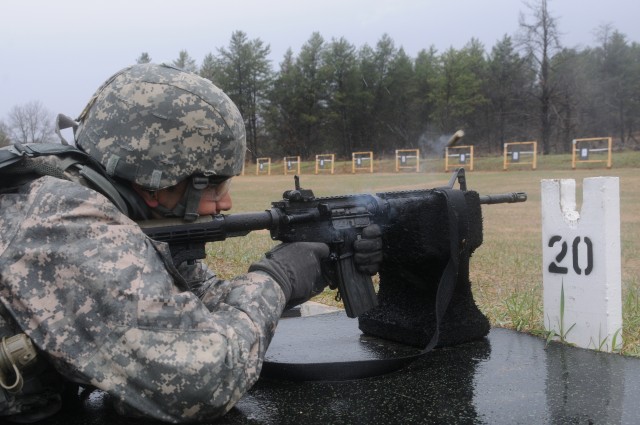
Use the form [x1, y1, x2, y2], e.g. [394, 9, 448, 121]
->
[2, 177, 284, 422]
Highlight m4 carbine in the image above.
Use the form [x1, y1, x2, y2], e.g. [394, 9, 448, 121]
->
[139, 168, 526, 318]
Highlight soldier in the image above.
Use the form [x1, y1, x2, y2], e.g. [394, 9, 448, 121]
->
[0, 63, 382, 423]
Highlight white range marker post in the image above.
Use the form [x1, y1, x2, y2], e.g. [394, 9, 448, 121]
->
[541, 177, 622, 352]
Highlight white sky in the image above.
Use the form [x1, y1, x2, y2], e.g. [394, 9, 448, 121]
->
[1, 0, 638, 121]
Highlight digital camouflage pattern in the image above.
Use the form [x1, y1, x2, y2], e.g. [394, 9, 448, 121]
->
[75, 63, 246, 191]
[0, 175, 285, 422]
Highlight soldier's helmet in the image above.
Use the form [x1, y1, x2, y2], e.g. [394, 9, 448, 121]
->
[74, 63, 246, 220]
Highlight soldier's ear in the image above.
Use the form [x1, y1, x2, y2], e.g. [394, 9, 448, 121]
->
[131, 184, 159, 208]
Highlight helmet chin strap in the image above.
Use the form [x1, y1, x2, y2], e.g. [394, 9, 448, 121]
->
[150, 176, 208, 222]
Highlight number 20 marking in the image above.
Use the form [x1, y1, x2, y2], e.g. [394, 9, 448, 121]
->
[548, 235, 594, 275]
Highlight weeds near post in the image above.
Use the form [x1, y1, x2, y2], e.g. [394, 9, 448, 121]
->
[611, 328, 622, 353]
[558, 281, 576, 342]
[593, 328, 623, 353]
[503, 286, 541, 332]
[542, 281, 575, 348]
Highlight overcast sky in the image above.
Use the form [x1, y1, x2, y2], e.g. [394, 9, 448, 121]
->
[2, 0, 639, 123]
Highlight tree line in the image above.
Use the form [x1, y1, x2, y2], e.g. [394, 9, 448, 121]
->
[2, 0, 639, 161]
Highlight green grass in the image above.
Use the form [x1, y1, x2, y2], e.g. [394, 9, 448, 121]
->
[205, 150, 640, 356]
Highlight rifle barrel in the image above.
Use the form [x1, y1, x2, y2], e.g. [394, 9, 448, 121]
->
[479, 192, 527, 204]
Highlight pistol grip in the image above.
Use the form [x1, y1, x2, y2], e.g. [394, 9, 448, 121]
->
[335, 257, 378, 318]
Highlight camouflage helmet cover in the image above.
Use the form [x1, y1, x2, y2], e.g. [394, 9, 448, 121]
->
[75, 63, 246, 190]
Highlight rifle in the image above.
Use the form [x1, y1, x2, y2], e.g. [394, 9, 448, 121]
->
[139, 168, 526, 318]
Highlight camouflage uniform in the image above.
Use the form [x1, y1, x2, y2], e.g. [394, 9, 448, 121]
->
[0, 174, 286, 422]
[0, 63, 287, 422]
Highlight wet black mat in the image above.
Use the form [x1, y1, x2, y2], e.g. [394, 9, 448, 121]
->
[262, 311, 425, 381]
[36, 312, 640, 424]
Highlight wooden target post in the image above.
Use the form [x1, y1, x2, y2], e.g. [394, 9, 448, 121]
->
[445, 145, 474, 172]
[256, 157, 271, 175]
[315, 154, 335, 174]
[572, 137, 613, 169]
[283, 156, 301, 175]
[395, 149, 420, 172]
[503, 141, 537, 170]
[352, 151, 374, 173]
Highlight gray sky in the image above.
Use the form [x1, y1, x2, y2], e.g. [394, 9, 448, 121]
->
[1, 0, 638, 122]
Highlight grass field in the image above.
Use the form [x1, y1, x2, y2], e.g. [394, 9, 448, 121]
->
[204, 151, 640, 356]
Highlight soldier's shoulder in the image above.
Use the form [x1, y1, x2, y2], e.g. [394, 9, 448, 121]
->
[37, 175, 114, 203]
[28, 176, 126, 222]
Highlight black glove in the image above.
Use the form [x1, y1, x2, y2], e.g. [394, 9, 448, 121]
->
[353, 224, 383, 275]
[248, 242, 330, 308]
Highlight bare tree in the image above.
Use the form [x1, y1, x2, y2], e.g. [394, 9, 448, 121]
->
[7, 101, 55, 144]
[0, 120, 11, 147]
[517, 0, 561, 154]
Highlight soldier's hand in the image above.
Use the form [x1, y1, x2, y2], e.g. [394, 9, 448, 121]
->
[249, 242, 330, 309]
[353, 224, 383, 275]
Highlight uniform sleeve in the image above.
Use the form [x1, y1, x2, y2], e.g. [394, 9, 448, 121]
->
[0, 177, 286, 423]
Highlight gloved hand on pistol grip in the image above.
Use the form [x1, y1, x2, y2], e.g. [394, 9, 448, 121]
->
[248, 242, 330, 309]
[353, 224, 383, 275]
